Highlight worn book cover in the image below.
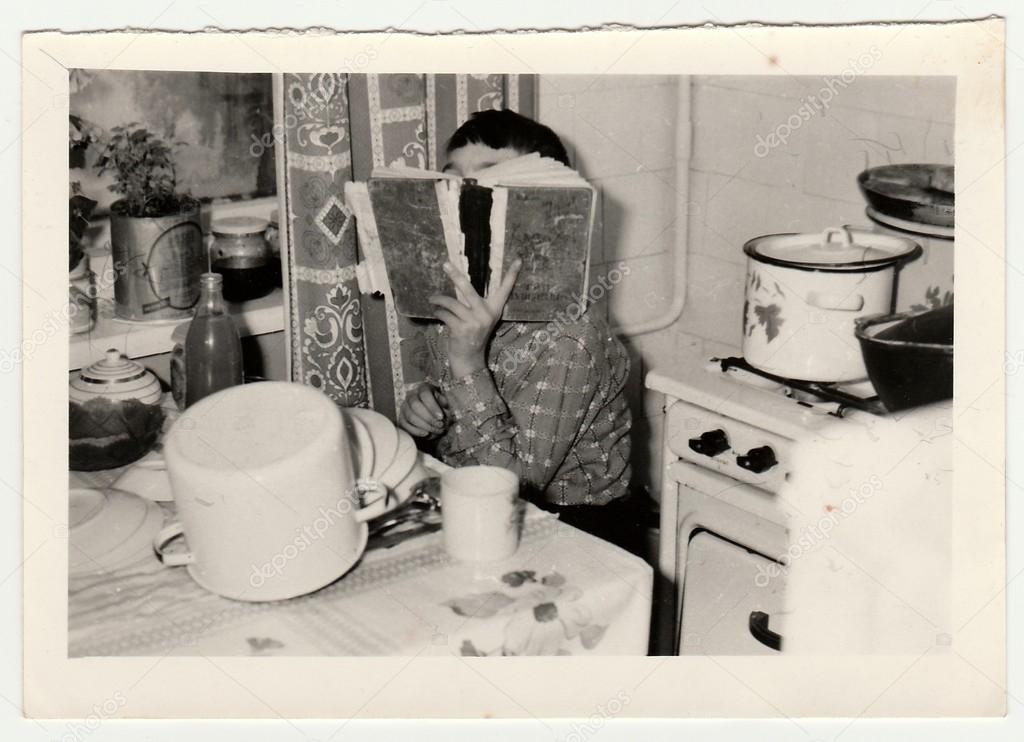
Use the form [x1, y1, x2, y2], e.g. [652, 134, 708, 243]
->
[348, 155, 595, 322]
[498, 186, 594, 321]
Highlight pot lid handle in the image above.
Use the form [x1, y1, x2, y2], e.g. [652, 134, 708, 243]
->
[820, 226, 854, 248]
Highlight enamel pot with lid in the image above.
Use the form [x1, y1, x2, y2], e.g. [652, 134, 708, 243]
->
[69, 349, 166, 471]
[742, 225, 921, 382]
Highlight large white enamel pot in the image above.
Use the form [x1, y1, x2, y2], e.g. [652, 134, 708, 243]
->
[157, 382, 388, 602]
[742, 226, 921, 382]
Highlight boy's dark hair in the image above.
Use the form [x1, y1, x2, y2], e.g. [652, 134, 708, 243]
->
[446, 109, 571, 167]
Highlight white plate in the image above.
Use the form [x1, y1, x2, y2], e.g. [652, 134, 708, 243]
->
[69, 487, 165, 576]
[346, 407, 399, 480]
[342, 411, 375, 480]
[379, 430, 418, 490]
[111, 451, 174, 503]
[360, 431, 421, 519]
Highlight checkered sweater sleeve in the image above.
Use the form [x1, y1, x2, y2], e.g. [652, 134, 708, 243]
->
[437, 335, 603, 494]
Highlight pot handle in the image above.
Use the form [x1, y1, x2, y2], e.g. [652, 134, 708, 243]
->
[820, 226, 854, 248]
[806, 291, 865, 312]
[153, 521, 195, 566]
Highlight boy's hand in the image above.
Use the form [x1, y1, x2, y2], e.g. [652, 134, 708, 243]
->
[399, 383, 450, 439]
[429, 259, 522, 380]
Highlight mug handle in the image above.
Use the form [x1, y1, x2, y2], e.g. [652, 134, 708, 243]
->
[153, 521, 195, 566]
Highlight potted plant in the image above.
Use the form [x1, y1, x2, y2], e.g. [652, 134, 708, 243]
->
[69, 115, 98, 271]
[96, 123, 204, 321]
[69, 115, 99, 334]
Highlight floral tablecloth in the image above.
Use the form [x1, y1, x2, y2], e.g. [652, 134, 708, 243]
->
[68, 505, 653, 657]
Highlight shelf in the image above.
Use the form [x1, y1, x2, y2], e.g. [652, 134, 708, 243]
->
[69, 288, 286, 370]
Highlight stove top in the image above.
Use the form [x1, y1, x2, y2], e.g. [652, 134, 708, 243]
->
[711, 357, 888, 417]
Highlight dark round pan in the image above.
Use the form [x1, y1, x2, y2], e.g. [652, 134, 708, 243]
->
[857, 164, 954, 228]
[854, 304, 953, 413]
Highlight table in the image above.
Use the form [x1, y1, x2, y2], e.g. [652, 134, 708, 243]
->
[68, 490, 653, 658]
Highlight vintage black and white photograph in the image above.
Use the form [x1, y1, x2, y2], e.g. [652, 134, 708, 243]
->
[64, 66, 958, 659]
[18, 18, 1006, 723]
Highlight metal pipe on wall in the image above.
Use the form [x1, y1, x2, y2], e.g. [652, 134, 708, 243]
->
[613, 76, 692, 337]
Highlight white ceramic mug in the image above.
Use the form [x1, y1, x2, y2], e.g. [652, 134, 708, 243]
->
[155, 382, 388, 602]
[441, 466, 521, 562]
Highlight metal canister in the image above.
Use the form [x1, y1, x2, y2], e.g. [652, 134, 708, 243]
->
[109, 203, 204, 321]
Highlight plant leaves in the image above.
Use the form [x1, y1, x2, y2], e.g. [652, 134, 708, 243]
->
[753, 303, 784, 342]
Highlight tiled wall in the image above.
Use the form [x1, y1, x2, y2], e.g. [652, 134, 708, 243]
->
[538, 74, 955, 501]
[537, 75, 682, 499]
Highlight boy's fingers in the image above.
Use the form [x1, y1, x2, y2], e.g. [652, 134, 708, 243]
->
[431, 306, 463, 329]
[431, 387, 451, 414]
[429, 295, 474, 323]
[409, 397, 442, 430]
[398, 410, 431, 438]
[489, 258, 522, 313]
[418, 386, 445, 420]
[442, 262, 488, 311]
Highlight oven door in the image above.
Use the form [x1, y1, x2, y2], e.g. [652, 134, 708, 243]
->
[665, 461, 793, 655]
[679, 530, 787, 655]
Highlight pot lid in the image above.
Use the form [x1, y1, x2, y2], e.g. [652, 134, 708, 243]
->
[211, 215, 269, 236]
[70, 349, 162, 405]
[744, 226, 921, 271]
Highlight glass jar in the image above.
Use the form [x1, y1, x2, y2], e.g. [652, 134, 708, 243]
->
[209, 215, 274, 303]
[266, 208, 282, 288]
[69, 254, 95, 334]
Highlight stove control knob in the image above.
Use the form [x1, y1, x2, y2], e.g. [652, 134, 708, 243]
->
[688, 429, 730, 457]
[736, 446, 778, 474]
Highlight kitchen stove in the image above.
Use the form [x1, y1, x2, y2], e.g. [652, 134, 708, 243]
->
[713, 356, 887, 416]
[646, 350, 952, 656]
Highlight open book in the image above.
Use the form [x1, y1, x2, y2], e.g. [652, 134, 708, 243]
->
[345, 154, 596, 322]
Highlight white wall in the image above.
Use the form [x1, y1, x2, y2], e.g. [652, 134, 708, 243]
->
[537, 75, 681, 497]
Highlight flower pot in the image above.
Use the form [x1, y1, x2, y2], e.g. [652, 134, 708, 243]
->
[109, 202, 204, 321]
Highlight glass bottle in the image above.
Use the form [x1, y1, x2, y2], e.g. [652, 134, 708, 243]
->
[184, 272, 244, 407]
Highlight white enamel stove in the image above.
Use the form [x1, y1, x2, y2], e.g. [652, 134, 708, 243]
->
[646, 353, 912, 656]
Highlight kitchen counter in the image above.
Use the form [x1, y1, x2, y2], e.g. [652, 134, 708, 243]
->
[69, 288, 285, 371]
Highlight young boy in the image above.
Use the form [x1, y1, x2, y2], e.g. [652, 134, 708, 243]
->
[398, 110, 634, 540]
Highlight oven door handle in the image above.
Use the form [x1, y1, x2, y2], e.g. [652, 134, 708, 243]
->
[748, 610, 783, 651]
